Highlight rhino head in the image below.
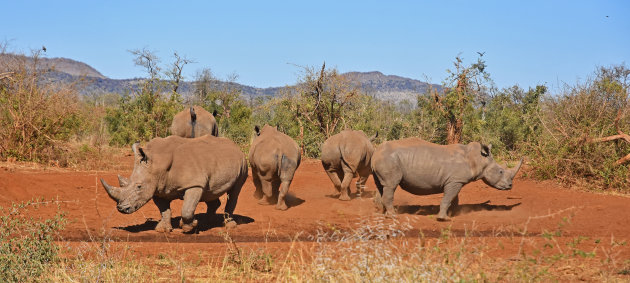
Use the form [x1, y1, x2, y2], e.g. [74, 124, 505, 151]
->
[477, 144, 523, 190]
[101, 143, 157, 214]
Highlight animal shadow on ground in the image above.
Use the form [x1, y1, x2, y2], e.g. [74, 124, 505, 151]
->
[397, 200, 522, 216]
[325, 190, 376, 199]
[283, 192, 306, 208]
[115, 213, 254, 233]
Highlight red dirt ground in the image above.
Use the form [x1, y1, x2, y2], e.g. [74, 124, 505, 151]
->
[1, 158, 629, 259]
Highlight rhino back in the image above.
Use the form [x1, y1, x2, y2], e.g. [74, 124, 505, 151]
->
[192, 106, 218, 137]
[170, 106, 217, 138]
[250, 129, 300, 174]
[163, 136, 246, 197]
[373, 138, 475, 195]
[323, 130, 373, 171]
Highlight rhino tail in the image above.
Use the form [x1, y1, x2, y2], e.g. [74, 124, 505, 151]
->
[190, 106, 197, 138]
[278, 154, 297, 180]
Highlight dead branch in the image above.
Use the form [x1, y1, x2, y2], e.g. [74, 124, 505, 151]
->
[0, 71, 14, 80]
[589, 110, 630, 165]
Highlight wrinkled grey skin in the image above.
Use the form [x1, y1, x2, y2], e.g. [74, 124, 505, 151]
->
[102, 135, 248, 233]
[249, 125, 301, 210]
[321, 129, 378, 200]
[371, 138, 522, 221]
[170, 106, 218, 138]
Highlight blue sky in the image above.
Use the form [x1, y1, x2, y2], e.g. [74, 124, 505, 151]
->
[2, 1, 629, 91]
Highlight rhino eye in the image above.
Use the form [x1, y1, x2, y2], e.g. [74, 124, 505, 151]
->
[499, 170, 504, 174]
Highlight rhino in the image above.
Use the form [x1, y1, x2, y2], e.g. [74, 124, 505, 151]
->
[249, 125, 301, 210]
[371, 138, 522, 221]
[320, 129, 378, 200]
[101, 135, 248, 233]
[170, 106, 218, 138]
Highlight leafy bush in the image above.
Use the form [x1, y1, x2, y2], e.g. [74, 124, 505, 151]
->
[0, 200, 66, 282]
[0, 52, 88, 164]
[104, 49, 185, 146]
[105, 89, 183, 146]
[529, 65, 629, 190]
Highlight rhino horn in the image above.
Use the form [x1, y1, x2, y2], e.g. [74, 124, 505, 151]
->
[117, 175, 130, 187]
[101, 178, 125, 201]
[509, 158, 524, 179]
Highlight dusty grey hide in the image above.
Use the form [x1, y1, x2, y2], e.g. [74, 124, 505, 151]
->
[320, 129, 377, 200]
[371, 138, 522, 221]
[248, 125, 301, 210]
[170, 106, 218, 138]
[102, 135, 247, 233]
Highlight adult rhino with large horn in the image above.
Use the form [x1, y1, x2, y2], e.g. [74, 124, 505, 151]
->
[102, 135, 248, 233]
[371, 138, 522, 221]
[170, 106, 218, 138]
[321, 129, 378, 200]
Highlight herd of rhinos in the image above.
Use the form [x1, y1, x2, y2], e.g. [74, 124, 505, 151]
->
[101, 106, 523, 233]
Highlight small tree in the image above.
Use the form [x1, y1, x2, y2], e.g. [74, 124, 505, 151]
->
[105, 48, 184, 145]
[432, 55, 492, 144]
[193, 69, 252, 146]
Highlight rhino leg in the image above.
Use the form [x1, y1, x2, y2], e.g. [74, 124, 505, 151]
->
[339, 171, 354, 201]
[251, 168, 264, 200]
[153, 197, 173, 232]
[180, 187, 203, 233]
[373, 189, 385, 213]
[372, 170, 400, 216]
[206, 199, 221, 216]
[323, 168, 343, 194]
[258, 179, 275, 205]
[355, 166, 371, 197]
[448, 196, 459, 217]
[381, 185, 397, 216]
[437, 183, 463, 221]
[276, 180, 291, 210]
[224, 175, 246, 228]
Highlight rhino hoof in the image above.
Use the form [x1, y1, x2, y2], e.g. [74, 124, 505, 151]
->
[155, 224, 173, 233]
[436, 216, 451, 222]
[258, 198, 274, 205]
[339, 195, 351, 201]
[180, 219, 198, 233]
[276, 203, 288, 211]
[225, 220, 237, 229]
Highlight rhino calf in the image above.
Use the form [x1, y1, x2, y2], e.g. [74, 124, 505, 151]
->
[321, 130, 377, 200]
[102, 135, 248, 233]
[170, 106, 218, 138]
[249, 125, 301, 210]
[371, 138, 522, 221]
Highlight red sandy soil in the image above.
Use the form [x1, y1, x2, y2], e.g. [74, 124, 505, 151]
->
[1, 158, 629, 260]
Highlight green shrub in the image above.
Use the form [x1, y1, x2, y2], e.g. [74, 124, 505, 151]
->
[0, 200, 66, 282]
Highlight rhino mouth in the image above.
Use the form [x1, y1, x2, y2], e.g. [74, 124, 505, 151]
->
[117, 204, 138, 214]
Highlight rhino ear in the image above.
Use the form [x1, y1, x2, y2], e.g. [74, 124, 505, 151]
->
[138, 147, 148, 163]
[481, 144, 492, 157]
[369, 131, 378, 142]
[254, 125, 261, 136]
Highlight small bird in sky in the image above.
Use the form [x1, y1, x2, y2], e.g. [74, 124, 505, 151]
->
[42, 45, 46, 52]
[477, 51, 485, 57]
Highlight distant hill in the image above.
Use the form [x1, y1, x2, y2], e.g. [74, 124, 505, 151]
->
[2, 54, 441, 102]
[344, 71, 441, 102]
[0, 54, 106, 79]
